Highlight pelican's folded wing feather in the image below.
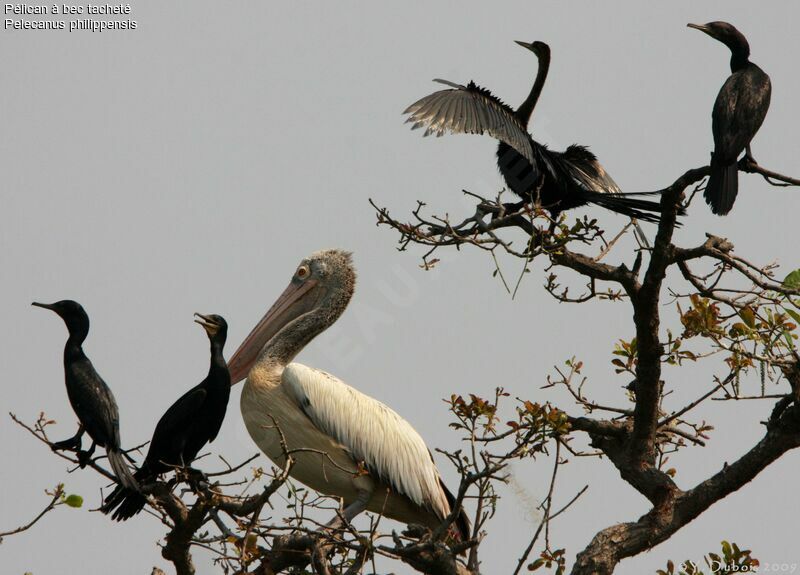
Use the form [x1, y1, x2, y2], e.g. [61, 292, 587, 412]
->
[282, 363, 449, 516]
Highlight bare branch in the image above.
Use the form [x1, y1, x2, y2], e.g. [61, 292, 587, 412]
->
[0, 484, 65, 542]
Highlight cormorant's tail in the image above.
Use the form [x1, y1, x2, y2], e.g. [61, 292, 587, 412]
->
[440, 478, 471, 550]
[579, 190, 685, 225]
[705, 161, 738, 216]
[106, 447, 139, 492]
[100, 474, 147, 521]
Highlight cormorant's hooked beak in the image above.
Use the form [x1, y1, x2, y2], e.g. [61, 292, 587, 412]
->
[514, 40, 535, 51]
[194, 313, 220, 336]
[227, 278, 322, 385]
[687, 23, 712, 36]
[32, 301, 56, 311]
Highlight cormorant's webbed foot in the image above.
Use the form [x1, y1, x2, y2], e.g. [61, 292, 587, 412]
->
[739, 145, 759, 172]
[184, 467, 210, 489]
[52, 426, 85, 452]
[76, 442, 97, 468]
[497, 200, 527, 219]
[739, 155, 759, 173]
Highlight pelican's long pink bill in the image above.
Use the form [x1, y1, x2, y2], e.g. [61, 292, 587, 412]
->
[227, 279, 319, 384]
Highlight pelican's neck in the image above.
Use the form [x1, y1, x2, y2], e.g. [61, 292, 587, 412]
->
[516, 50, 550, 126]
[254, 306, 334, 370]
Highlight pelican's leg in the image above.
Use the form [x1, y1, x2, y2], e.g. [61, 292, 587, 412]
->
[325, 488, 371, 529]
[52, 425, 84, 452]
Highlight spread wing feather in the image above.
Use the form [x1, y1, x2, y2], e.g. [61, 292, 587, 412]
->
[559, 145, 621, 195]
[404, 80, 537, 165]
[282, 363, 447, 515]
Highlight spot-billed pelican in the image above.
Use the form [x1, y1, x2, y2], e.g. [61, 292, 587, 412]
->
[228, 250, 469, 539]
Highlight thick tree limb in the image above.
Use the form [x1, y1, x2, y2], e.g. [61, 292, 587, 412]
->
[571, 397, 800, 575]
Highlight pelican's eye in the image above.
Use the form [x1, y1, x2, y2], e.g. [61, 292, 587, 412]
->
[296, 265, 311, 280]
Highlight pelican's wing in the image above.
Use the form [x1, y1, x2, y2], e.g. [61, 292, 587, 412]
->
[282, 363, 449, 516]
[403, 79, 537, 165]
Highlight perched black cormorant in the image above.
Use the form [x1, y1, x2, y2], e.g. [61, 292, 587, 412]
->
[32, 300, 138, 490]
[688, 21, 772, 215]
[404, 40, 672, 225]
[100, 313, 230, 521]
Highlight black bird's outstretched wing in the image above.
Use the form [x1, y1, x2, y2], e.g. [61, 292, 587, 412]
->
[403, 79, 537, 165]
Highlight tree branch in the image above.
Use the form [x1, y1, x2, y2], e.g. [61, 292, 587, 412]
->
[0, 484, 65, 542]
[571, 396, 800, 575]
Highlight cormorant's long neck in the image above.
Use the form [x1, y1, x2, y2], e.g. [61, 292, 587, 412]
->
[728, 38, 751, 72]
[515, 50, 550, 126]
[63, 331, 88, 364]
[207, 339, 229, 382]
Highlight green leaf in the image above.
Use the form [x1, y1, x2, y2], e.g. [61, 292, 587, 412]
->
[785, 307, 800, 326]
[739, 307, 756, 328]
[64, 494, 83, 508]
[783, 269, 800, 289]
[721, 540, 732, 560]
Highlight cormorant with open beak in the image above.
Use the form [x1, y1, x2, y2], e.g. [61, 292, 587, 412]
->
[32, 300, 138, 490]
[101, 313, 230, 521]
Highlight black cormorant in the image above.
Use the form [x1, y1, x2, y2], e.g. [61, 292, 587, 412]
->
[32, 300, 138, 490]
[688, 21, 772, 215]
[404, 40, 672, 226]
[100, 313, 230, 521]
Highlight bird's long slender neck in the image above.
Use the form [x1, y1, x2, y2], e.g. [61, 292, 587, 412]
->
[63, 329, 88, 364]
[727, 37, 751, 72]
[257, 300, 341, 370]
[515, 50, 550, 126]
[207, 338, 230, 386]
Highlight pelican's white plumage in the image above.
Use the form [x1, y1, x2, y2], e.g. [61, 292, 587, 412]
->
[230, 250, 468, 537]
[241, 362, 450, 525]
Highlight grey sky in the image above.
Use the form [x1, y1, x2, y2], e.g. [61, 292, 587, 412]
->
[2, 2, 799, 573]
